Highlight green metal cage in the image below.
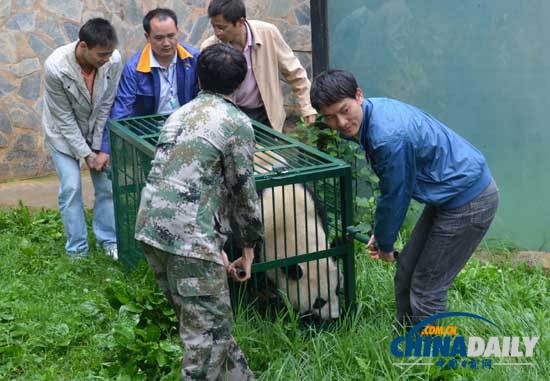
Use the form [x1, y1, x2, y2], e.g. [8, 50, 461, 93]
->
[108, 114, 355, 320]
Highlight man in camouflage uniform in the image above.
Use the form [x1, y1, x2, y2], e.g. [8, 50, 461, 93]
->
[135, 44, 263, 380]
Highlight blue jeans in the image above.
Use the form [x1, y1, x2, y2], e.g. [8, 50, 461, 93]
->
[48, 144, 117, 255]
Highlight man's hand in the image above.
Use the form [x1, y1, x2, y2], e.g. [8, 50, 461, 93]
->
[367, 235, 378, 259]
[94, 152, 110, 171]
[367, 235, 396, 262]
[228, 247, 254, 282]
[304, 114, 317, 125]
[377, 250, 396, 262]
[221, 250, 230, 270]
[85, 152, 99, 171]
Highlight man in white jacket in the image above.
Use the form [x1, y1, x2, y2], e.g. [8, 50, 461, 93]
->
[42, 18, 123, 259]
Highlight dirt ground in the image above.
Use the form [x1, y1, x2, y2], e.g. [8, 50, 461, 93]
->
[0, 172, 94, 209]
[475, 250, 550, 271]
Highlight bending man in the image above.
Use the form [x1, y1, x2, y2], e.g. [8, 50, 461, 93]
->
[311, 70, 499, 327]
[135, 44, 262, 380]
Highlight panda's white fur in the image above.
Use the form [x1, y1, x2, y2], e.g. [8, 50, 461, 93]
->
[254, 151, 342, 320]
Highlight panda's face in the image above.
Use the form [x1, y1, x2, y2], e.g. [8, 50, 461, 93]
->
[311, 280, 341, 320]
[285, 258, 343, 320]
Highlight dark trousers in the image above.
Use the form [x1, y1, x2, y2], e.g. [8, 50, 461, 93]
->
[395, 179, 499, 326]
[240, 105, 271, 127]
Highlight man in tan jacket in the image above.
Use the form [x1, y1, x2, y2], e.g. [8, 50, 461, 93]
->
[201, 0, 316, 132]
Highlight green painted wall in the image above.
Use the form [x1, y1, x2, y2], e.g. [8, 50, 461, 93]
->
[328, 0, 550, 250]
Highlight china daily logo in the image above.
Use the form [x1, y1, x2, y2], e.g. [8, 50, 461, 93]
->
[391, 312, 539, 369]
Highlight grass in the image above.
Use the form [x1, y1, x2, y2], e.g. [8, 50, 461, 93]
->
[0, 204, 548, 380]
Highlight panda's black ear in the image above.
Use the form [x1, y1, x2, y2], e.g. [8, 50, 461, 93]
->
[285, 264, 304, 280]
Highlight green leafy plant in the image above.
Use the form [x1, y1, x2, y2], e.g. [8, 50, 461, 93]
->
[0, 202, 64, 244]
[100, 262, 182, 379]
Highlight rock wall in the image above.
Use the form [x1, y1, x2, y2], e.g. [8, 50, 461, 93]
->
[0, 0, 312, 181]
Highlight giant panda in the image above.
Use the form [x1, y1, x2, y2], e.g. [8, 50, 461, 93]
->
[254, 150, 343, 320]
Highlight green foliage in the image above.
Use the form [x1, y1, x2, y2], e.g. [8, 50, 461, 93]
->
[97, 263, 182, 379]
[0, 204, 181, 380]
[0, 205, 548, 380]
[0, 201, 63, 244]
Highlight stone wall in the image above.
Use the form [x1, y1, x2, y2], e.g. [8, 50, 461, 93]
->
[0, 0, 312, 181]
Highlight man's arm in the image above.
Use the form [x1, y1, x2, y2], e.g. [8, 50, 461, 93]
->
[223, 122, 263, 282]
[371, 138, 416, 253]
[100, 61, 139, 154]
[223, 122, 263, 249]
[189, 50, 201, 99]
[87, 55, 123, 171]
[272, 26, 317, 120]
[43, 63, 91, 159]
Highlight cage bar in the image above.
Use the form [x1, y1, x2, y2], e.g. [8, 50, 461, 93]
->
[108, 115, 355, 320]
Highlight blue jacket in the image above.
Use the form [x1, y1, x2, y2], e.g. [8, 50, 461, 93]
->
[101, 43, 199, 153]
[359, 98, 492, 252]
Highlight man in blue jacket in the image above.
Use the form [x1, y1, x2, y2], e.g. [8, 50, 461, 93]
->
[310, 70, 499, 327]
[100, 8, 199, 154]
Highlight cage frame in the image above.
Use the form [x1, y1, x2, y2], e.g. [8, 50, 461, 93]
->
[108, 114, 356, 318]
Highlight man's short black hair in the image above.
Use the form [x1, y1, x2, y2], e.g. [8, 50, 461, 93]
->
[79, 18, 118, 48]
[198, 44, 246, 95]
[207, 0, 246, 23]
[143, 8, 178, 34]
[310, 70, 359, 112]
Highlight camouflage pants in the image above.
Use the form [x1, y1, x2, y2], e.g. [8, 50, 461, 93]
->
[141, 243, 254, 381]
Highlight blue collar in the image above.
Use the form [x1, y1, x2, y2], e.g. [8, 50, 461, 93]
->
[358, 99, 372, 151]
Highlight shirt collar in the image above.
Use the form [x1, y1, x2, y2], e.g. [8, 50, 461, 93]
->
[199, 90, 239, 107]
[149, 49, 177, 69]
[65, 40, 102, 79]
[244, 21, 254, 48]
[359, 99, 372, 151]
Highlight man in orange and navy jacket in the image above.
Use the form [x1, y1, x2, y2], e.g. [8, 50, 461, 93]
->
[100, 8, 199, 154]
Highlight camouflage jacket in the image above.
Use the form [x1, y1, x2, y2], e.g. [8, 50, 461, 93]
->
[135, 92, 263, 264]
